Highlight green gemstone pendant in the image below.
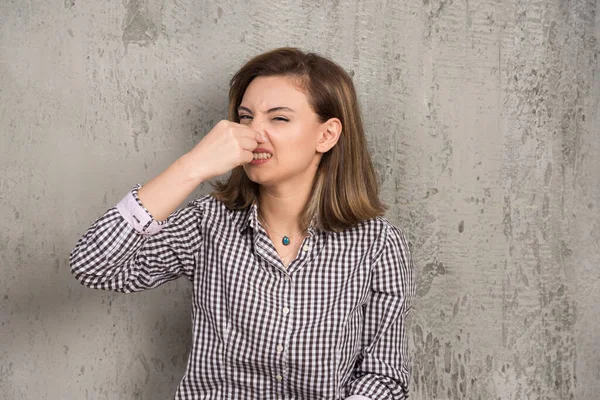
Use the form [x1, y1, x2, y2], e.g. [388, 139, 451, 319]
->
[282, 236, 291, 246]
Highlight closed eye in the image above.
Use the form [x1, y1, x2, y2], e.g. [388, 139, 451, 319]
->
[239, 115, 289, 122]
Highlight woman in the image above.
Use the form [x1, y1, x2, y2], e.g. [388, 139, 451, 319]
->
[70, 47, 415, 400]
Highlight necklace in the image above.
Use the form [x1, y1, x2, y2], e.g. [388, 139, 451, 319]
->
[268, 231, 304, 267]
[258, 211, 305, 246]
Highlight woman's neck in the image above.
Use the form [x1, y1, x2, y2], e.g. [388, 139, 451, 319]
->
[257, 181, 312, 236]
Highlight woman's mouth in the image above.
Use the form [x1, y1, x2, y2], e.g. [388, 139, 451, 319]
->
[253, 152, 272, 160]
[250, 152, 272, 165]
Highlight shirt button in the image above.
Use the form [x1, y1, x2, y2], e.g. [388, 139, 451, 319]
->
[276, 344, 284, 353]
[302, 244, 309, 252]
[282, 307, 290, 315]
[284, 275, 291, 282]
[275, 374, 283, 381]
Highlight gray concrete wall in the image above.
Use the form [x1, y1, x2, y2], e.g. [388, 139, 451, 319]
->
[1, 0, 598, 399]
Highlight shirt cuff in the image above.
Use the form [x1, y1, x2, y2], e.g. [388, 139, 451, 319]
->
[345, 396, 372, 400]
[115, 184, 166, 236]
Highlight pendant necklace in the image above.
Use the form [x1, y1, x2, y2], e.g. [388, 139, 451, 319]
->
[258, 211, 305, 246]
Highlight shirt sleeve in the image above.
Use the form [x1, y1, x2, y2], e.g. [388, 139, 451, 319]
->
[344, 223, 416, 399]
[69, 184, 204, 292]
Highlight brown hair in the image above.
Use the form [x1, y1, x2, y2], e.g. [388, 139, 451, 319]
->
[211, 47, 387, 232]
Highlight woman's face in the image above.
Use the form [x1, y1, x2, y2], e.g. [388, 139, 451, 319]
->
[239, 75, 325, 188]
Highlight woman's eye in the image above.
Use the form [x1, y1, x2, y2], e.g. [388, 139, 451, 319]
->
[239, 115, 287, 122]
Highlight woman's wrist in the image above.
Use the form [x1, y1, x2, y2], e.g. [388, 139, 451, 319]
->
[178, 151, 212, 185]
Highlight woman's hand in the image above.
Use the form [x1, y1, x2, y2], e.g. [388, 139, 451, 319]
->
[187, 120, 268, 181]
[136, 120, 266, 221]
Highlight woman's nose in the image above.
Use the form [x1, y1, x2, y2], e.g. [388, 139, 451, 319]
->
[250, 117, 269, 130]
[250, 116, 266, 130]
[250, 117, 269, 142]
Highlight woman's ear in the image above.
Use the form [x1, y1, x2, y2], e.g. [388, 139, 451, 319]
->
[316, 118, 342, 154]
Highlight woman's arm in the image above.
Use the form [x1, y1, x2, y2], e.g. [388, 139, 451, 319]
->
[69, 120, 266, 292]
[69, 184, 206, 292]
[345, 223, 416, 399]
[137, 120, 267, 221]
[136, 152, 206, 222]
[69, 151, 206, 292]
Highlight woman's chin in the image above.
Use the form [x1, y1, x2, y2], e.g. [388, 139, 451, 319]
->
[243, 166, 269, 184]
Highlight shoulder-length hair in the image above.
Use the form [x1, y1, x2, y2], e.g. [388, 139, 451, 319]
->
[211, 47, 387, 232]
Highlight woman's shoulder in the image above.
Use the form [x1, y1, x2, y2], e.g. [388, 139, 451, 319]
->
[187, 193, 238, 215]
[356, 216, 411, 265]
[185, 194, 252, 228]
[375, 216, 408, 238]
[322, 216, 409, 264]
[187, 193, 217, 210]
[328, 215, 408, 252]
[338, 215, 406, 238]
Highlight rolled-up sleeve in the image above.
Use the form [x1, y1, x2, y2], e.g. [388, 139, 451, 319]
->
[345, 223, 416, 399]
[69, 184, 204, 293]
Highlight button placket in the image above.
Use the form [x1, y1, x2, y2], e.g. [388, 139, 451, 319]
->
[275, 269, 291, 390]
[277, 269, 294, 389]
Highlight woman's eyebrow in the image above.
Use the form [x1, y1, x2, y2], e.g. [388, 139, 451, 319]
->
[238, 106, 296, 114]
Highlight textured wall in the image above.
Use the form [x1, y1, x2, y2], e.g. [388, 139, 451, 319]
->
[1, 0, 598, 399]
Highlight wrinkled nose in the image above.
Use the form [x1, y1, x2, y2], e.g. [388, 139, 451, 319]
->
[250, 118, 269, 141]
[250, 116, 266, 130]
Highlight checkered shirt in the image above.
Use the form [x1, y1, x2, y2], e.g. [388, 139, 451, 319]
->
[70, 184, 415, 399]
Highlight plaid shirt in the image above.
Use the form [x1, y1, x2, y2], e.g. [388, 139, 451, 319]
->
[70, 184, 415, 399]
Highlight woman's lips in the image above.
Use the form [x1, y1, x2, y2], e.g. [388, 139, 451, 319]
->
[250, 148, 273, 165]
[253, 148, 272, 154]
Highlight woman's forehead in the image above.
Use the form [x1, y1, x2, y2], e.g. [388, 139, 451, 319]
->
[241, 76, 309, 109]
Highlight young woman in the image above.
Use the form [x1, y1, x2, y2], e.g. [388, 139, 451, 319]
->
[70, 47, 415, 400]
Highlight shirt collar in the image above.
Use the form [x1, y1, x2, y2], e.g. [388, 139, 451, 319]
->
[236, 203, 255, 233]
[238, 202, 318, 237]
